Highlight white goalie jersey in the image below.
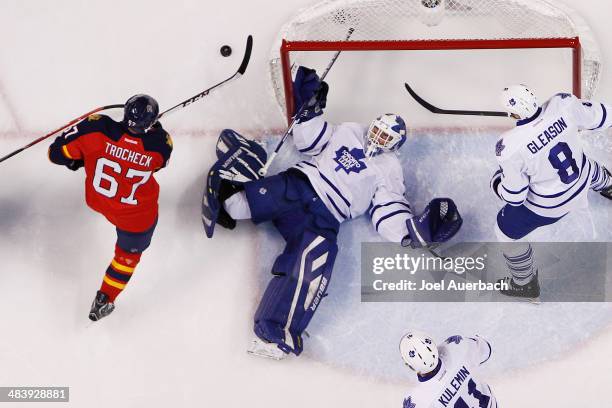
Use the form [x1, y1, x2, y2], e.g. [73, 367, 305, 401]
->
[495, 93, 612, 218]
[403, 336, 496, 408]
[292, 116, 413, 243]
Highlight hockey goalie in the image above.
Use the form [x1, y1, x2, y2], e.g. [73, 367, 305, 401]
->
[201, 66, 462, 359]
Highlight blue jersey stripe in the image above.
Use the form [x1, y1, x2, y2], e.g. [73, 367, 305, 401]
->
[300, 161, 351, 209]
[313, 141, 329, 156]
[588, 103, 607, 130]
[527, 162, 591, 209]
[325, 193, 347, 220]
[502, 184, 528, 195]
[502, 197, 524, 206]
[369, 201, 412, 217]
[375, 209, 412, 231]
[298, 121, 328, 153]
[529, 154, 586, 198]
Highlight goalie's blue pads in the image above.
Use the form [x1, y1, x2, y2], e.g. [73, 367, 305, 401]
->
[403, 198, 462, 248]
[201, 129, 267, 238]
[254, 229, 338, 356]
[293, 66, 329, 123]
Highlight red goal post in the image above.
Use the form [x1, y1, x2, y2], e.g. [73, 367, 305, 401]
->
[279, 37, 583, 123]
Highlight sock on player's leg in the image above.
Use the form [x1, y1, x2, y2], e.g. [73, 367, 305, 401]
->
[100, 245, 142, 302]
[589, 160, 612, 193]
[502, 242, 535, 286]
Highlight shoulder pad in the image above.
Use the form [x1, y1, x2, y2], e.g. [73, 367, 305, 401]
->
[142, 123, 173, 160]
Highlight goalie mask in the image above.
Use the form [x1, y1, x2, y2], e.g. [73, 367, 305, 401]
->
[399, 331, 439, 374]
[365, 113, 407, 158]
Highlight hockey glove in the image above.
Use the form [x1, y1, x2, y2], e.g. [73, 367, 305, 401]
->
[490, 168, 503, 200]
[202, 129, 268, 238]
[402, 198, 463, 248]
[293, 66, 328, 122]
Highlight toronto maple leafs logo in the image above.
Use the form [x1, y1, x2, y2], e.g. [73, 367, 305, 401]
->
[446, 335, 463, 344]
[334, 146, 367, 174]
[509, 98, 516, 106]
[409, 350, 416, 358]
[495, 139, 505, 157]
[403, 396, 416, 408]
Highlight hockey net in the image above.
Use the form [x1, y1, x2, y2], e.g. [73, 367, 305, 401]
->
[268, 0, 601, 122]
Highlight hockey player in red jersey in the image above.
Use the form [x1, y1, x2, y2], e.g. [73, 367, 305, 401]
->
[48, 94, 173, 321]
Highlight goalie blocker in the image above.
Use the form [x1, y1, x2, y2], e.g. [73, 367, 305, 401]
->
[201, 129, 267, 238]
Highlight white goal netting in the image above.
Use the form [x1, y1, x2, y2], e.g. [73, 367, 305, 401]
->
[269, 0, 601, 116]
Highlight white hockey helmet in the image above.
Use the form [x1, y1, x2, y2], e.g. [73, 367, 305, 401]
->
[365, 113, 407, 158]
[500, 84, 539, 119]
[399, 331, 439, 374]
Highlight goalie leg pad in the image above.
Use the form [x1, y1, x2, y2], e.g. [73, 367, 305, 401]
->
[254, 229, 338, 355]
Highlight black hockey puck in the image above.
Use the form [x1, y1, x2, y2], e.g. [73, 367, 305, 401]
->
[220, 45, 232, 57]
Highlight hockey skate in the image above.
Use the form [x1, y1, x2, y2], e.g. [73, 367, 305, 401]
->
[497, 270, 540, 301]
[247, 338, 287, 361]
[88, 291, 115, 321]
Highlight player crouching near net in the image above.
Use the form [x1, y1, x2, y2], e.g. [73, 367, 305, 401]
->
[201, 66, 462, 359]
[48, 95, 173, 321]
[491, 85, 612, 299]
[399, 331, 497, 407]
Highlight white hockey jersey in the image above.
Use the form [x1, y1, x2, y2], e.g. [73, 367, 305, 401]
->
[292, 116, 413, 243]
[402, 336, 496, 408]
[495, 93, 612, 218]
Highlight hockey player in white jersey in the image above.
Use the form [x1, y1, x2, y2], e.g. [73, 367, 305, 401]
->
[201, 66, 462, 359]
[400, 331, 496, 408]
[491, 85, 612, 297]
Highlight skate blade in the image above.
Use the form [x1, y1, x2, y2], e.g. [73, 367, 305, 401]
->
[500, 294, 541, 304]
[247, 341, 287, 361]
[246, 348, 286, 361]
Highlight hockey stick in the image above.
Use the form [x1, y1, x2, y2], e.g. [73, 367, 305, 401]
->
[159, 35, 253, 118]
[0, 35, 253, 164]
[0, 104, 124, 164]
[404, 83, 510, 117]
[258, 28, 355, 177]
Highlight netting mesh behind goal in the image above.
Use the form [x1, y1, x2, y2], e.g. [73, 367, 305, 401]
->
[269, 0, 601, 115]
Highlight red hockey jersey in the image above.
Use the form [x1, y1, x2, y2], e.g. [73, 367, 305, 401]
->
[48, 114, 173, 232]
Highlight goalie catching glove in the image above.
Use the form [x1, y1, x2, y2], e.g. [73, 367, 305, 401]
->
[402, 198, 463, 248]
[201, 129, 267, 238]
[293, 66, 329, 122]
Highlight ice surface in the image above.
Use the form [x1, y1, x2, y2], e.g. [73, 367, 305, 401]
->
[254, 127, 612, 382]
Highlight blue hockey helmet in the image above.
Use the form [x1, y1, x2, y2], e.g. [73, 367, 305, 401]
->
[123, 94, 159, 134]
[365, 113, 407, 157]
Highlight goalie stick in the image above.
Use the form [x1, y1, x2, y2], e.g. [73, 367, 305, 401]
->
[0, 35, 253, 164]
[258, 28, 355, 176]
[404, 83, 510, 117]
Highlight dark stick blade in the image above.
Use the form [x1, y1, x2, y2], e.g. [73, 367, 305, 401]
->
[404, 83, 509, 117]
[237, 35, 253, 75]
